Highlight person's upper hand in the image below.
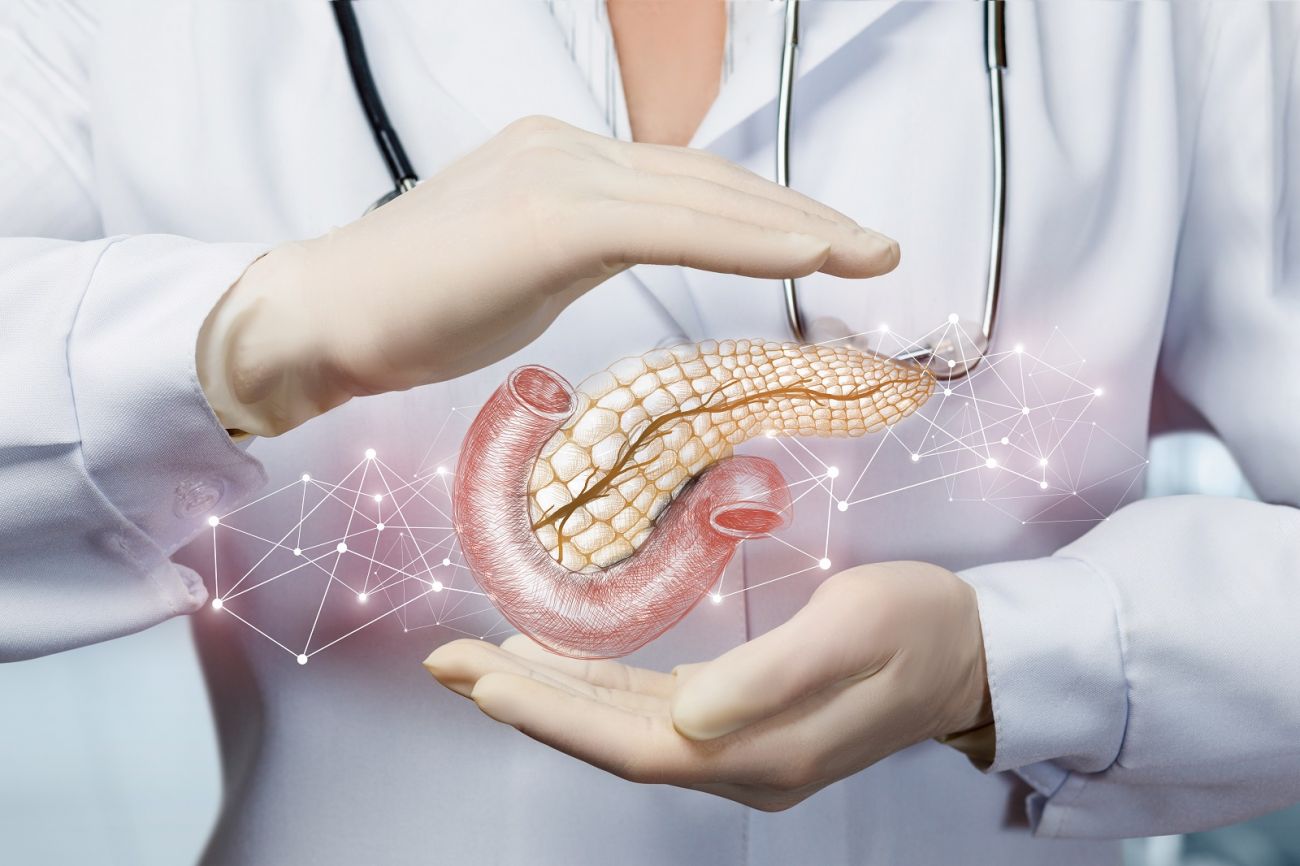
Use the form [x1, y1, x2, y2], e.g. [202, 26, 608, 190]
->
[425, 561, 990, 811]
[197, 115, 900, 437]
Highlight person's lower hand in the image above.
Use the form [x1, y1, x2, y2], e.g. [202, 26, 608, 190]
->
[196, 115, 900, 436]
[425, 561, 991, 811]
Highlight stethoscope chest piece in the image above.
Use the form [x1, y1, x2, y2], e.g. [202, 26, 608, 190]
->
[776, 0, 1007, 382]
[804, 315, 991, 381]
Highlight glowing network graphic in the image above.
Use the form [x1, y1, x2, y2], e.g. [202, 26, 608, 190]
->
[204, 319, 1148, 663]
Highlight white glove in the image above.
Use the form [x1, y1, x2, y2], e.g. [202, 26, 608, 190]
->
[197, 116, 900, 436]
[426, 561, 991, 811]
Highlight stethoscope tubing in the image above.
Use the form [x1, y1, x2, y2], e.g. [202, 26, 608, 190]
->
[332, 0, 419, 201]
[778, 0, 1007, 382]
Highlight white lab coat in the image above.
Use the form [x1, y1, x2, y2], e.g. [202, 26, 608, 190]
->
[2, 2, 1298, 863]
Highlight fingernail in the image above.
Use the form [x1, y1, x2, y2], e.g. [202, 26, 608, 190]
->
[422, 648, 446, 676]
[859, 231, 900, 270]
[423, 648, 476, 697]
[857, 225, 895, 243]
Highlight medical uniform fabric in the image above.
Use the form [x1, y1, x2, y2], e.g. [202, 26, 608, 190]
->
[1, 2, 1297, 863]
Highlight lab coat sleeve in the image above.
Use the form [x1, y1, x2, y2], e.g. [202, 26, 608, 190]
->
[0, 3, 270, 660]
[958, 3, 1300, 837]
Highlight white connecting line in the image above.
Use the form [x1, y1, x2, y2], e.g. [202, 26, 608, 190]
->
[207, 322, 1146, 663]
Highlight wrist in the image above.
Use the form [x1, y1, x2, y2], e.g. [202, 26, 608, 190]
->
[197, 242, 338, 437]
[952, 578, 995, 734]
[937, 595, 995, 765]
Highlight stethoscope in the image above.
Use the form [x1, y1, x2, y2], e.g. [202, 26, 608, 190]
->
[331, 0, 1007, 382]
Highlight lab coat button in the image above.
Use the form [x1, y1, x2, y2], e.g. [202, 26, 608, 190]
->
[174, 478, 226, 519]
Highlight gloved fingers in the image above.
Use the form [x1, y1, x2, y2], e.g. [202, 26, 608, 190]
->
[698, 673, 907, 796]
[426, 639, 664, 714]
[588, 201, 831, 278]
[608, 138, 870, 234]
[469, 665, 901, 794]
[500, 634, 677, 699]
[670, 661, 706, 683]
[426, 639, 579, 698]
[607, 169, 897, 278]
[469, 671, 711, 786]
[670, 572, 896, 741]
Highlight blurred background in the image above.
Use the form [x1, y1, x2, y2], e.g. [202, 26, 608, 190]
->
[2, 431, 1298, 865]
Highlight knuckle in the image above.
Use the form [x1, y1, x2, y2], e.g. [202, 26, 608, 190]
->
[501, 114, 567, 143]
[811, 568, 870, 603]
[694, 147, 736, 171]
[509, 142, 573, 173]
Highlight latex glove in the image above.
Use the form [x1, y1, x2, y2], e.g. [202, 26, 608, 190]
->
[197, 116, 900, 436]
[425, 561, 992, 811]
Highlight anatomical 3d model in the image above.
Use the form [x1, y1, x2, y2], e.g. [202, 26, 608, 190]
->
[454, 340, 934, 658]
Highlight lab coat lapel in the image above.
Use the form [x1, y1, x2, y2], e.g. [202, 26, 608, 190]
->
[691, 0, 901, 149]
[395, 2, 710, 341]
[665, 1, 898, 337]
[393, 0, 611, 136]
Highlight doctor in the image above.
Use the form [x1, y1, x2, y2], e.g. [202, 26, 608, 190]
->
[2, 2, 1298, 864]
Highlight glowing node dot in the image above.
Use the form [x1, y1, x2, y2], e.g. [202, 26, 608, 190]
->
[947, 359, 957, 369]
[943, 388, 952, 397]
[710, 593, 722, 605]
[1014, 344, 1025, 354]
[441, 557, 451, 567]
[1094, 387, 1104, 397]
[947, 313, 959, 324]
[207, 515, 220, 527]
[1000, 437, 1010, 446]
[985, 457, 999, 469]
[826, 466, 840, 478]
[1039, 481, 1049, 490]
[296, 654, 308, 665]
[293, 547, 302, 557]
[910, 453, 920, 462]
[373, 493, 383, 503]
[1039, 457, 1049, 467]
[336, 542, 348, 553]
[376, 522, 385, 531]
[818, 558, 832, 570]
[358, 593, 368, 603]
[432, 580, 444, 592]
[879, 323, 890, 333]
[301, 473, 311, 482]
[837, 500, 849, 512]
[436, 466, 447, 475]
[365, 448, 377, 460]
[211, 598, 223, 611]
[1022, 406, 1031, 415]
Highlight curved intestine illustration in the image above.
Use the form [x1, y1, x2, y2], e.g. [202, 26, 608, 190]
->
[454, 340, 934, 659]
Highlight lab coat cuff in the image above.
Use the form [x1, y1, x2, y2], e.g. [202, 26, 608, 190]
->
[67, 236, 271, 591]
[958, 555, 1129, 777]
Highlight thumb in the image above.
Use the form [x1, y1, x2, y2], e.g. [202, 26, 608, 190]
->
[670, 573, 894, 741]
